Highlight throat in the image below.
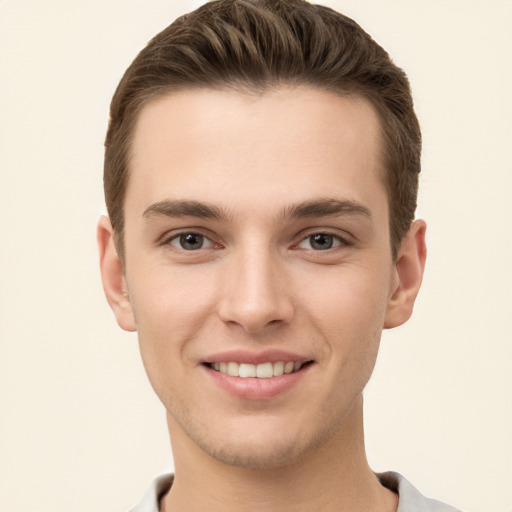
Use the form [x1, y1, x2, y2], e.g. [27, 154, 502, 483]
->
[163, 397, 391, 512]
[162, 464, 396, 512]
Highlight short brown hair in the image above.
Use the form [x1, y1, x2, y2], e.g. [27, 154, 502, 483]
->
[104, 0, 421, 262]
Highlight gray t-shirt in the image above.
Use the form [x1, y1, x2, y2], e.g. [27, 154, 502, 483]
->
[130, 472, 463, 511]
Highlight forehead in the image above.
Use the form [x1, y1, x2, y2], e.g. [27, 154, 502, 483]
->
[126, 86, 387, 221]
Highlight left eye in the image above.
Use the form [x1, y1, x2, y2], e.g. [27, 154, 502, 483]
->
[168, 233, 214, 251]
[297, 233, 343, 251]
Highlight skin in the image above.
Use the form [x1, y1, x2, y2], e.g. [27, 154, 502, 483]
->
[98, 86, 426, 512]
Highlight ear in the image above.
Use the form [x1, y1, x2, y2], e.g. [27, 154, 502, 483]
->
[97, 216, 136, 332]
[384, 220, 427, 329]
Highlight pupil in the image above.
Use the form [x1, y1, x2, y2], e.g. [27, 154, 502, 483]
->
[180, 233, 203, 250]
[311, 234, 333, 250]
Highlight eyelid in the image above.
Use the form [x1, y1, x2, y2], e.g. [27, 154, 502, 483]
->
[156, 227, 354, 251]
[169, 233, 214, 249]
[293, 229, 353, 250]
[159, 228, 222, 250]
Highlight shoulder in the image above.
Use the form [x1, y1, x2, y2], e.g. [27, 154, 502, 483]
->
[129, 474, 174, 512]
[377, 471, 464, 512]
[130, 471, 464, 512]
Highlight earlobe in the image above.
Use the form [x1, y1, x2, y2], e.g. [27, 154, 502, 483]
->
[97, 216, 137, 332]
[384, 220, 427, 329]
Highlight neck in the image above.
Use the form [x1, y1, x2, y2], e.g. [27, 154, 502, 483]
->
[162, 396, 397, 512]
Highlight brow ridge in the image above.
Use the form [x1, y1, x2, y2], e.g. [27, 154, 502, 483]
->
[142, 197, 371, 223]
[143, 199, 229, 221]
[280, 198, 372, 221]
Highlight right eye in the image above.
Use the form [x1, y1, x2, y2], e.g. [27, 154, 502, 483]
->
[168, 233, 214, 251]
[296, 232, 346, 251]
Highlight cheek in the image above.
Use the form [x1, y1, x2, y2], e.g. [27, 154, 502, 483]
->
[306, 265, 389, 323]
[130, 262, 217, 328]
[127, 264, 218, 378]
[300, 264, 390, 361]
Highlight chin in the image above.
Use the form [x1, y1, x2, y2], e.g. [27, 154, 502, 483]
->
[203, 437, 309, 469]
[190, 416, 341, 470]
[167, 387, 364, 471]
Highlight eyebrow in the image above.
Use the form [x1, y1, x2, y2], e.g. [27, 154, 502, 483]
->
[142, 197, 372, 222]
[143, 200, 230, 221]
[280, 198, 372, 221]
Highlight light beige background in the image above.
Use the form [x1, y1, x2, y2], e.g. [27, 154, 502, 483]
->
[1, 1, 510, 511]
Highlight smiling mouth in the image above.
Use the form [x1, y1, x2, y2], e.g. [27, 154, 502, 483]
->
[206, 361, 313, 378]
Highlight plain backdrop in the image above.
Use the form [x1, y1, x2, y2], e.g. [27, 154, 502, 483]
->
[1, 1, 511, 511]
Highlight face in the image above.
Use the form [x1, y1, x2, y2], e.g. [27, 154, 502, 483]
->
[100, 86, 424, 469]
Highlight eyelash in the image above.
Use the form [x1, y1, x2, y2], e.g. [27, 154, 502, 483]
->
[162, 231, 219, 251]
[161, 230, 352, 252]
[295, 232, 351, 251]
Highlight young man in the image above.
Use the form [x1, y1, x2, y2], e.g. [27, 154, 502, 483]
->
[98, 1, 461, 510]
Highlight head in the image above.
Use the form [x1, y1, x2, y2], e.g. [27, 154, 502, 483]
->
[104, 0, 421, 265]
[98, 0, 426, 470]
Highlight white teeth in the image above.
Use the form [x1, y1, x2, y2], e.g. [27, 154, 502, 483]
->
[284, 361, 294, 374]
[256, 362, 273, 378]
[211, 360, 307, 378]
[227, 362, 239, 377]
[239, 363, 256, 378]
[273, 361, 284, 377]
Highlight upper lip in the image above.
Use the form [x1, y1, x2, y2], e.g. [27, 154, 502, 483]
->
[203, 349, 313, 365]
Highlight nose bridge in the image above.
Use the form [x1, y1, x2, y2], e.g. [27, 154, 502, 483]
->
[218, 240, 292, 332]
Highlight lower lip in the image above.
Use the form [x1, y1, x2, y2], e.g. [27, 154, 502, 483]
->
[202, 364, 311, 400]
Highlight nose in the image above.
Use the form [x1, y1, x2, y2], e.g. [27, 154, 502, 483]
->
[217, 246, 294, 333]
